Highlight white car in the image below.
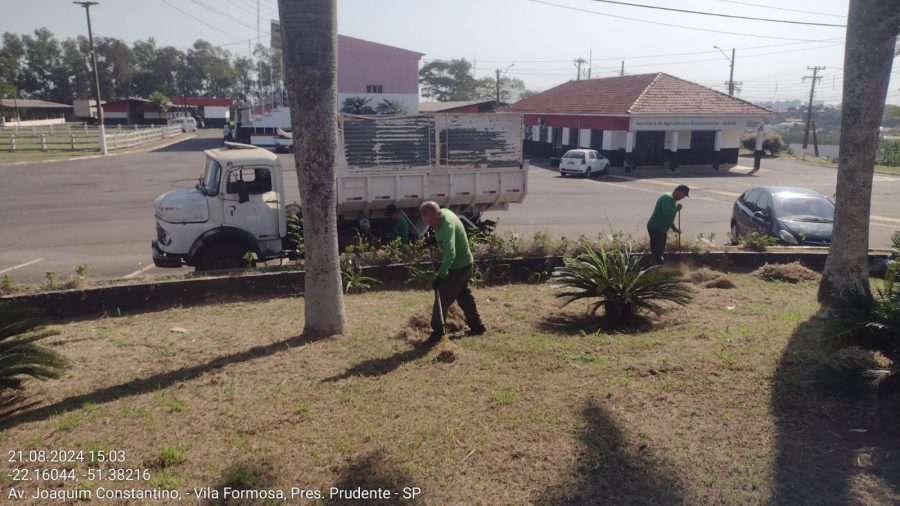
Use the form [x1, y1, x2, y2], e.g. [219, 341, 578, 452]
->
[169, 116, 198, 133]
[559, 149, 610, 178]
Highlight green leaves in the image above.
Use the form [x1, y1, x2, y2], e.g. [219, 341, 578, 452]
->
[0, 302, 67, 392]
[551, 241, 692, 324]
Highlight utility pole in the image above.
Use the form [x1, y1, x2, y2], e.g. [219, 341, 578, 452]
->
[802, 65, 825, 149]
[574, 57, 587, 80]
[495, 68, 501, 103]
[714, 46, 737, 96]
[587, 49, 592, 79]
[74, 1, 107, 155]
[620, 61, 625, 77]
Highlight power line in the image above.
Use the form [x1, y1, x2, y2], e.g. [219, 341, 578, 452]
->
[715, 0, 845, 18]
[158, 0, 247, 41]
[528, 0, 843, 41]
[188, 0, 259, 31]
[587, 0, 845, 27]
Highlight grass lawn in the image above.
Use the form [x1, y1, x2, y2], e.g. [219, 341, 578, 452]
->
[2, 271, 899, 504]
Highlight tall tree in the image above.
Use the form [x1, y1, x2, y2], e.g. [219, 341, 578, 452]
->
[819, 0, 900, 306]
[278, 0, 346, 337]
[419, 58, 481, 101]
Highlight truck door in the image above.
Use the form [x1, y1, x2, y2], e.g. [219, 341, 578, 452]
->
[221, 166, 280, 244]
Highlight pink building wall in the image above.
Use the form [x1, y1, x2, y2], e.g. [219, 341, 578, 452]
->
[337, 35, 423, 94]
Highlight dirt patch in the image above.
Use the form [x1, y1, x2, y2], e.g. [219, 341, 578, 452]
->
[688, 268, 736, 289]
[753, 262, 820, 283]
[396, 305, 467, 342]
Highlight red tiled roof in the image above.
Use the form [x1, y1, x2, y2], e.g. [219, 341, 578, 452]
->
[504, 73, 771, 116]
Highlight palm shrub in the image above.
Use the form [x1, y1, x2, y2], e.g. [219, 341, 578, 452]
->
[551, 242, 693, 323]
[0, 302, 67, 392]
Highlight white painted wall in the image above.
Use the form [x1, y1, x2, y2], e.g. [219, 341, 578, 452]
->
[604, 130, 627, 150]
[562, 127, 570, 145]
[203, 105, 229, 120]
[664, 130, 692, 150]
[579, 128, 591, 148]
[531, 125, 540, 140]
[720, 129, 741, 149]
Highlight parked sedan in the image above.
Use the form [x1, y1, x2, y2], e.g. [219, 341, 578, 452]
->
[559, 149, 610, 178]
[730, 186, 834, 246]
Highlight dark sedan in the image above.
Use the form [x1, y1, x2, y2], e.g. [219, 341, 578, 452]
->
[730, 187, 834, 246]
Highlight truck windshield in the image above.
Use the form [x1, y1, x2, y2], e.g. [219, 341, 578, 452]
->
[200, 158, 221, 196]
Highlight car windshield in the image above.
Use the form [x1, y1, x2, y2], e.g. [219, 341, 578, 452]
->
[774, 194, 834, 222]
[562, 151, 584, 160]
[200, 158, 221, 196]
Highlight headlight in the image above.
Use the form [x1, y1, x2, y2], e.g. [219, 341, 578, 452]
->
[778, 229, 798, 245]
[157, 224, 172, 246]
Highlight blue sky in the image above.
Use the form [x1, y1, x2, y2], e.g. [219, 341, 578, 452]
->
[2, 0, 897, 104]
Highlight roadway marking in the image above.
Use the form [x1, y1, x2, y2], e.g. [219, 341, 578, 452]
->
[123, 263, 155, 279]
[871, 215, 900, 225]
[0, 258, 44, 275]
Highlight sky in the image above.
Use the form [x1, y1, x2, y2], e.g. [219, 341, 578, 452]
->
[2, 0, 898, 105]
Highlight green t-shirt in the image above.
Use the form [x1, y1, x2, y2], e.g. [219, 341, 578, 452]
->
[647, 192, 679, 233]
[390, 217, 410, 243]
[434, 208, 474, 277]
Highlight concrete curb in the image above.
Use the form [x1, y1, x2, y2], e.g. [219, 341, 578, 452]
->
[2, 251, 890, 320]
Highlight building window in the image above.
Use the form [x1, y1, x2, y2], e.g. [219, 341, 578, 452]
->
[366, 84, 383, 94]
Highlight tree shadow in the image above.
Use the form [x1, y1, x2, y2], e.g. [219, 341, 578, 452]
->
[0, 333, 326, 430]
[321, 343, 431, 383]
[536, 398, 683, 505]
[323, 450, 421, 505]
[536, 310, 654, 336]
[771, 316, 900, 504]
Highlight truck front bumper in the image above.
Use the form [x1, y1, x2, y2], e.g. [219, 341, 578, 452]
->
[152, 240, 186, 268]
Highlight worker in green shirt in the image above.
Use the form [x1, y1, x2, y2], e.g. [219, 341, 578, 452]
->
[386, 205, 409, 244]
[419, 201, 486, 345]
[646, 185, 690, 265]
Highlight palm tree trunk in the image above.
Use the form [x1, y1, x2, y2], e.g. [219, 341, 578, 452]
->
[819, 0, 899, 307]
[278, 0, 346, 337]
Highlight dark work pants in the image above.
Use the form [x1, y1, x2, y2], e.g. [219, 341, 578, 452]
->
[432, 264, 483, 335]
[647, 225, 668, 265]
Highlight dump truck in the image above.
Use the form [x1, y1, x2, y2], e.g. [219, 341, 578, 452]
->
[152, 113, 528, 271]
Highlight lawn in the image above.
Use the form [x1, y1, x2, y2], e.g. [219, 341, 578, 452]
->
[2, 271, 898, 504]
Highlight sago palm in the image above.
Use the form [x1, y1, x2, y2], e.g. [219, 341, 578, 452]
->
[0, 302, 67, 392]
[551, 242, 692, 323]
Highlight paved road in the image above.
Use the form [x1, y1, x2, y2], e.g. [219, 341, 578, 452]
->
[1, 134, 898, 284]
[486, 157, 900, 249]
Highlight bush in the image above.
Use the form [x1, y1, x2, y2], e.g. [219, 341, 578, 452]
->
[550, 242, 692, 324]
[739, 231, 778, 251]
[740, 132, 785, 155]
[0, 302, 67, 392]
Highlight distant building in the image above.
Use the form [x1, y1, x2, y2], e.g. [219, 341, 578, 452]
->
[1, 99, 72, 125]
[419, 100, 504, 114]
[100, 97, 232, 126]
[237, 34, 423, 146]
[170, 97, 233, 127]
[503, 73, 772, 169]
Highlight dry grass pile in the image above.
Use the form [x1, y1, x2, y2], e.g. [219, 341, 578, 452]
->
[396, 305, 467, 342]
[753, 262, 820, 283]
[687, 267, 736, 289]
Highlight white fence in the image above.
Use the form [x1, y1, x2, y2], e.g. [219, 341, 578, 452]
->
[3, 124, 183, 153]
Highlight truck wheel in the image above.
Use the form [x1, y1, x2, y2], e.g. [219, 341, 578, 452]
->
[196, 241, 250, 271]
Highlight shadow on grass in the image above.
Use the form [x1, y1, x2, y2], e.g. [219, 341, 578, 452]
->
[321, 344, 431, 383]
[536, 399, 682, 505]
[323, 450, 420, 505]
[536, 310, 654, 336]
[0, 333, 326, 430]
[771, 316, 900, 504]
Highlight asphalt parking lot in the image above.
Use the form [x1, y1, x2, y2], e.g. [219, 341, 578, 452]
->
[1, 131, 898, 284]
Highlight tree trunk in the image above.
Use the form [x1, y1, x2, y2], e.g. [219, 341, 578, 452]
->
[818, 0, 899, 307]
[278, 0, 346, 337]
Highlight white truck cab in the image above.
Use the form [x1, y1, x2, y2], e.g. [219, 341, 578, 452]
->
[153, 143, 288, 270]
[154, 113, 528, 272]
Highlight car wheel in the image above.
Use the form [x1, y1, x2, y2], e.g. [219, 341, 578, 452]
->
[731, 222, 741, 245]
[196, 241, 250, 271]
[585, 168, 592, 179]
[560, 172, 567, 178]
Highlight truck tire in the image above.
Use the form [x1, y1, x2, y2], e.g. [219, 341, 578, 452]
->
[195, 241, 250, 271]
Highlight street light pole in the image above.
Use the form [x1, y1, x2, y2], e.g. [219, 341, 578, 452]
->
[714, 46, 736, 96]
[74, 1, 107, 155]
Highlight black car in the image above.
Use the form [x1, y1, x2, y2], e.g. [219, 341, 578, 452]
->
[730, 186, 834, 246]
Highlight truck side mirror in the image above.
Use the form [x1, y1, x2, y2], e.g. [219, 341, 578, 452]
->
[236, 180, 249, 204]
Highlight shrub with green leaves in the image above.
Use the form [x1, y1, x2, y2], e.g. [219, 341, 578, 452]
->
[739, 231, 778, 251]
[0, 302, 67, 392]
[551, 242, 693, 323]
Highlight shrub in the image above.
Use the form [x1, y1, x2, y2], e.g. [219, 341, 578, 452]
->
[0, 302, 67, 392]
[739, 231, 778, 251]
[740, 131, 785, 155]
[551, 242, 692, 324]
